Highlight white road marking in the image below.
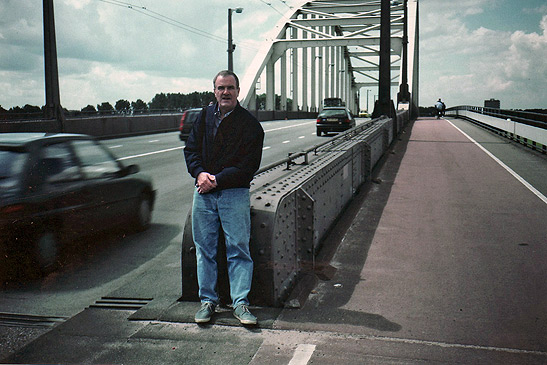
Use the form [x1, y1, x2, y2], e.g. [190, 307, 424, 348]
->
[263, 146, 271, 150]
[288, 344, 316, 365]
[282, 140, 290, 144]
[149, 140, 160, 143]
[263, 121, 315, 133]
[117, 146, 183, 161]
[364, 333, 547, 356]
[116, 120, 313, 160]
[299, 136, 305, 139]
[447, 119, 547, 205]
[109, 145, 123, 149]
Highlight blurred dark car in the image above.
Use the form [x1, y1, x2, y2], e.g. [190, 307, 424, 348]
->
[179, 108, 203, 141]
[316, 107, 356, 136]
[0, 133, 156, 273]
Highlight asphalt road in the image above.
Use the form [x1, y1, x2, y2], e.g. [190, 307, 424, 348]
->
[0, 118, 351, 358]
[1, 116, 546, 364]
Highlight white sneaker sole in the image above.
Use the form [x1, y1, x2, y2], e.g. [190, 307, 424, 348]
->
[234, 314, 257, 325]
[195, 317, 211, 324]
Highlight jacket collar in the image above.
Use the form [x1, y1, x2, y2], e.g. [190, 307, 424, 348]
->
[213, 101, 240, 119]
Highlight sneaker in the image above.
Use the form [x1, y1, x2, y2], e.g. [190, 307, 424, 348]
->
[233, 304, 257, 325]
[195, 302, 216, 323]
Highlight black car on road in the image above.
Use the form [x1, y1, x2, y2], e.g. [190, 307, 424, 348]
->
[0, 133, 156, 275]
[316, 107, 356, 136]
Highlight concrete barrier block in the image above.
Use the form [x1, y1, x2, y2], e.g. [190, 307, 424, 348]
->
[179, 112, 411, 307]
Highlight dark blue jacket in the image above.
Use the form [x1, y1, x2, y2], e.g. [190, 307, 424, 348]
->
[184, 102, 264, 191]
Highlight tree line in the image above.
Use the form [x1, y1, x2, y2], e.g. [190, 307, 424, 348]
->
[73, 91, 217, 116]
[0, 91, 216, 120]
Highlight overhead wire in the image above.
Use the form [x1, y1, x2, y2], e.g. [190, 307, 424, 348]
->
[276, 0, 293, 10]
[258, 0, 287, 18]
[97, 0, 289, 53]
[96, 0, 320, 60]
[97, 0, 226, 44]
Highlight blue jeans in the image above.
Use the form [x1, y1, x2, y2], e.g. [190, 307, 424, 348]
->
[191, 188, 253, 307]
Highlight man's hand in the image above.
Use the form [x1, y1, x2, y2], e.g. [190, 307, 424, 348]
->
[196, 172, 217, 194]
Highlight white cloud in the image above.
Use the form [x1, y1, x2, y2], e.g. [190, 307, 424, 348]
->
[59, 62, 212, 109]
[1, 0, 545, 110]
[63, 0, 92, 10]
[523, 4, 547, 15]
[420, 1, 546, 109]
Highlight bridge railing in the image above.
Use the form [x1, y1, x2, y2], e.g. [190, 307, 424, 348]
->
[0, 110, 318, 137]
[180, 109, 411, 307]
[446, 106, 547, 153]
[0, 113, 182, 137]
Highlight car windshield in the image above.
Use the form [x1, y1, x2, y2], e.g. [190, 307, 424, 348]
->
[71, 140, 121, 178]
[0, 149, 27, 189]
[320, 109, 347, 118]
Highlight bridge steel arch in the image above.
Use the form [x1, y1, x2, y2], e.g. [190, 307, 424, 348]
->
[240, 0, 419, 117]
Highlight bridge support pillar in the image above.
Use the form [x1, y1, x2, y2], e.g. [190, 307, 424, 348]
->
[43, 0, 64, 131]
[292, 27, 299, 112]
[266, 60, 275, 111]
[373, 0, 395, 118]
[302, 14, 309, 112]
[318, 42, 324, 109]
[281, 53, 287, 111]
[397, 0, 411, 107]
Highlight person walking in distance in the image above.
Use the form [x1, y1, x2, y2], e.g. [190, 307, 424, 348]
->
[184, 70, 264, 325]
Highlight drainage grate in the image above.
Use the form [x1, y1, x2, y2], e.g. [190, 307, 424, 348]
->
[89, 297, 153, 310]
[0, 312, 67, 328]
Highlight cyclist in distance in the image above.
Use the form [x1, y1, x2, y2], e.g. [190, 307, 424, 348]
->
[435, 98, 446, 119]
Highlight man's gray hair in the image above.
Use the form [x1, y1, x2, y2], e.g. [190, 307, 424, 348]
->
[213, 70, 240, 89]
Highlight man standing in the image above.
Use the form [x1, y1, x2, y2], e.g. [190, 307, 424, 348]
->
[184, 70, 264, 325]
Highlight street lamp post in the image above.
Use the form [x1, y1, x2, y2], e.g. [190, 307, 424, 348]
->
[228, 7, 243, 72]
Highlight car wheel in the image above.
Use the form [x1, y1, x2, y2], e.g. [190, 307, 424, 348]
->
[133, 194, 152, 231]
[34, 230, 59, 273]
[317, 129, 322, 137]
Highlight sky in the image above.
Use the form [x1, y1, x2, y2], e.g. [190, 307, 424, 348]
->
[0, 0, 546, 111]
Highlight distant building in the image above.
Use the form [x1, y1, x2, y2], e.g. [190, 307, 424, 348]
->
[484, 98, 500, 108]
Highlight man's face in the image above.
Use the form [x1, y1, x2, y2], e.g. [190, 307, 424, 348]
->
[214, 75, 239, 113]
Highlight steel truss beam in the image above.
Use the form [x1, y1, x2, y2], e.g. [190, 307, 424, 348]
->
[240, 0, 418, 116]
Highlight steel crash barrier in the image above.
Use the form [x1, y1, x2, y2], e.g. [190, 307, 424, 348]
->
[0, 114, 181, 138]
[181, 111, 410, 307]
[446, 106, 547, 154]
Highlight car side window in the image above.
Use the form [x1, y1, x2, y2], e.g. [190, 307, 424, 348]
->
[71, 140, 121, 179]
[0, 150, 26, 180]
[39, 143, 82, 184]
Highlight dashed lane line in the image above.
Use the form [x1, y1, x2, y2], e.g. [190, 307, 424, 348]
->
[117, 146, 183, 161]
[263, 121, 315, 133]
[116, 121, 315, 161]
